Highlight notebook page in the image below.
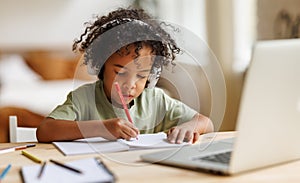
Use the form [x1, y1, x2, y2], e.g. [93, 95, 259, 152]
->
[118, 132, 190, 148]
[53, 133, 190, 156]
[21, 158, 115, 183]
[53, 137, 129, 156]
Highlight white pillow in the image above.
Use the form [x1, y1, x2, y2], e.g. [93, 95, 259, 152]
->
[0, 54, 41, 84]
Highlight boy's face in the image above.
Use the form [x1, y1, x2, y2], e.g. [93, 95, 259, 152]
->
[103, 45, 153, 106]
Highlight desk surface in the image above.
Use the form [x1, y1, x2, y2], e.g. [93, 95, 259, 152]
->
[1, 131, 300, 183]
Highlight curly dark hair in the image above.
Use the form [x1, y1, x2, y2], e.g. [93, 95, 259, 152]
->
[72, 7, 181, 80]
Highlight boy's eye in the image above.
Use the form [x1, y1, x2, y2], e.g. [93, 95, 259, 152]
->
[115, 71, 126, 76]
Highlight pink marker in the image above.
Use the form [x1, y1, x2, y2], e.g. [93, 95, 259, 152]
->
[114, 82, 133, 123]
[114, 82, 138, 140]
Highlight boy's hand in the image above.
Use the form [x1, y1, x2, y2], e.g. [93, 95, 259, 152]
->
[102, 118, 139, 140]
[167, 122, 199, 144]
[167, 113, 213, 144]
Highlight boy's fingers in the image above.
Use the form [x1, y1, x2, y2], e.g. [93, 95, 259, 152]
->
[121, 124, 138, 139]
[176, 130, 194, 144]
[167, 128, 179, 144]
[167, 127, 174, 136]
[119, 131, 133, 140]
[123, 121, 139, 134]
[192, 132, 199, 143]
[175, 130, 186, 144]
[183, 131, 193, 143]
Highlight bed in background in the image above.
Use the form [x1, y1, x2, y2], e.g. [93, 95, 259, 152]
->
[0, 51, 95, 142]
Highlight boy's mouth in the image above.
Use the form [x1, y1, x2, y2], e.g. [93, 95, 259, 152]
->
[122, 94, 134, 101]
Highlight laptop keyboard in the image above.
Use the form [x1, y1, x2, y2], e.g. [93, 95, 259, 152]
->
[194, 151, 232, 164]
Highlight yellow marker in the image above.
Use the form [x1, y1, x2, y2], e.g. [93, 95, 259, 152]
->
[21, 150, 42, 163]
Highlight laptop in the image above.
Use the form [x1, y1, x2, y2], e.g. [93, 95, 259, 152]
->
[140, 39, 300, 175]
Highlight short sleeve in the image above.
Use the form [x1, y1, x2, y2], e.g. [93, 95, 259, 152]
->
[48, 92, 79, 120]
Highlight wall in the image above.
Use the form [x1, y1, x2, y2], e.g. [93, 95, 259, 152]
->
[207, 0, 299, 131]
[257, 0, 300, 40]
[206, 0, 256, 131]
[154, 0, 207, 40]
[0, 0, 131, 51]
[0, 0, 207, 51]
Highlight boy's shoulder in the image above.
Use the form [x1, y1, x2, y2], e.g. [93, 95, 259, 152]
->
[143, 86, 167, 97]
[72, 80, 99, 93]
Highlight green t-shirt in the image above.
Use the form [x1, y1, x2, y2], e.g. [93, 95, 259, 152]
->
[48, 80, 197, 134]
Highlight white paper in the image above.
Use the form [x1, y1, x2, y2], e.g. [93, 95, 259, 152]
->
[118, 132, 190, 148]
[21, 158, 114, 183]
[53, 137, 129, 156]
[53, 133, 190, 156]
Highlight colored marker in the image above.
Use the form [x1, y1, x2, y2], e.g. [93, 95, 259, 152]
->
[37, 162, 47, 179]
[0, 164, 12, 181]
[114, 82, 139, 140]
[0, 144, 36, 154]
[50, 159, 82, 174]
[21, 150, 42, 163]
[114, 82, 133, 123]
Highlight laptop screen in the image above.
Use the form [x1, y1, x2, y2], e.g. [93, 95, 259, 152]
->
[230, 39, 300, 173]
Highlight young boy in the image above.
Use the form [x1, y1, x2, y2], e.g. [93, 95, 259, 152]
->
[36, 7, 213, 144]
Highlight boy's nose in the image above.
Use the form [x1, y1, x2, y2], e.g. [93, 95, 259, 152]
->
[123, 79, 137, 91]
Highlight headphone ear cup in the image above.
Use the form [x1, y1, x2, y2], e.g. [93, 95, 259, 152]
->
[87, 62, 100, 75]
[147, 67, 161, 89]
[82, 52, 100, 76]
[147, 74, 159, 89]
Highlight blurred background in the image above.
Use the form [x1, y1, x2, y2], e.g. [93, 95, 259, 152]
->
[1, 0, 300, 142]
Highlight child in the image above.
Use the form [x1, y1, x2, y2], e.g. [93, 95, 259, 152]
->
[36, 7, 213, 144]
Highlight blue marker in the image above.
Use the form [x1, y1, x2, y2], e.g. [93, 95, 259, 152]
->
[0, 164, 12, 180]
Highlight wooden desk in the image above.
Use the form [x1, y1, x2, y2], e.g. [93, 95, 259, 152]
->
[1, 131, 300, 183]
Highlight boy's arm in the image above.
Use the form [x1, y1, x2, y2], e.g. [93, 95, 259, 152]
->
[166, 113, 214, 144]
[36, 117, 139, 143]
